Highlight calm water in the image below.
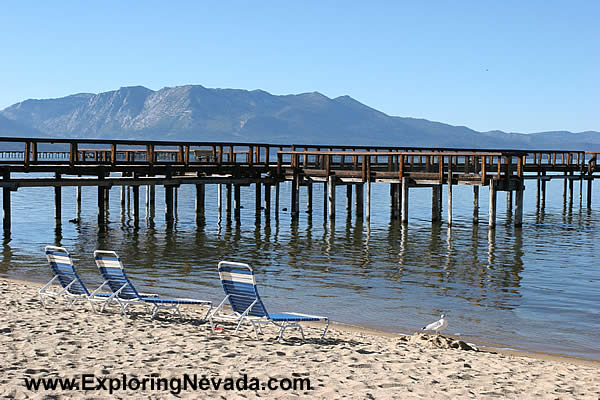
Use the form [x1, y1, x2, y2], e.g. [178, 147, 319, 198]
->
[1, 174, 598, 359]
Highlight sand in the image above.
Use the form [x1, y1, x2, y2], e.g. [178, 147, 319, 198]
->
[0, 278, 598, 399]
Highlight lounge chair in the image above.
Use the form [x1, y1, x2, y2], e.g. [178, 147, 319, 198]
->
[209, 261, 329, 341]
[93, 250, 212, 319]
[40, 246, 110, 310]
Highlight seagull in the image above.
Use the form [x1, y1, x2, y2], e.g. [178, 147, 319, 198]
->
[422, 314, 447, 333]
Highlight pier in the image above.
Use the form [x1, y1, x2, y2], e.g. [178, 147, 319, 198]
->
[0, 137, 598, 235]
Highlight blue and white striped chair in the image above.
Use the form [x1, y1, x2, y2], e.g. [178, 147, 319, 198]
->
[93, 250, 212, 319]
[209, 261, 329, 341]
[40, 246, 110, 310]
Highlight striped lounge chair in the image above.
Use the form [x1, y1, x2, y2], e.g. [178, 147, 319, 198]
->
[40, 246, 110, 310]
[209, 261, 329, 341]
[93, 250, 212, 319]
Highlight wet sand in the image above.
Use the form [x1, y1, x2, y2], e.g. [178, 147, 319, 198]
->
[0, 278, 598, 399]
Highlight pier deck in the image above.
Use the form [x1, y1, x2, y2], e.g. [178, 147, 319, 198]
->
[0, 137, 597, 234]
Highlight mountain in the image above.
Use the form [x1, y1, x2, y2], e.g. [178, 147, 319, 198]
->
[1, 85, 598, 150]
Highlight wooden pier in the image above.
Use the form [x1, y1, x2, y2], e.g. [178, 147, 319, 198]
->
[0, 137, 597, 235]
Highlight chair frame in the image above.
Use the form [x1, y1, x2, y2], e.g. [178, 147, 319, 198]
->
[209, 261, 329, 341]
[40, 245, 109, 311]
[94, 250, 212, 319]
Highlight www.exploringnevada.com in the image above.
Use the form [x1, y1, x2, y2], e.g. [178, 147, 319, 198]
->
[23, 373, 312, 395]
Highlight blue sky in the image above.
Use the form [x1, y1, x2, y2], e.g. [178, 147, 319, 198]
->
[1, 1, 598, 133]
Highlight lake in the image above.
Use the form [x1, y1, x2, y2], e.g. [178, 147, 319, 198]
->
[1, 175, 598, 360]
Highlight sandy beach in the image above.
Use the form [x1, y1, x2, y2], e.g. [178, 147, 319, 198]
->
[0, 278, 598, 399]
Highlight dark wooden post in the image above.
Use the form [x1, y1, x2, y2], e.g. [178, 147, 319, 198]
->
[132, 185, 140, 226]
[306, 181, 313, 213]
[234, 184, 241, 222]
[2, 172, 11, 235]
[473, 185, 479, 224]
[489, 179, 497, 229]
[226, 183, 232, 221]
[55, 173, 62, 224]
[195, 183, 205, 222]
[401, 176, 409, 223]
[165, 185, 174, 223]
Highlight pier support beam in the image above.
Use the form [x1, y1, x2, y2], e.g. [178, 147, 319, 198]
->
[173, 187, 178, 217]
[390, 183, 399, 219]
[3, 172, 11, 235]
[291, 175, 298, 218]
[568, 173, 574, 207]
[255, 182, 261, 218]
[76, 185, 82, 218]
[323, 181, 328, 222]
[306, 182, 312, 213]
[541, 176, 546, 209]
[536, 177, 541, 209]
[217, 184, 222, 219]
[473, 185, 479, 224]
[54, 173, 61, 224]
[149, 185, 155, 218]
[165, 185, 174, 223]
[234, 184, 241, 222]
[275, 183, 280, 218]
[120, 183, 126, 211]
[346, 185, 352, 215]
[132, 185, 140, 225]
[507, 191, 513, 209]
[328, 175, 336, 220]
[401, 177, 409, 223]
[264, 184, 271, 218]
[514, 186, 524, 227]
[195, 184, 205, 222]
[489, 181, 497, 229]
[432, 185, 441, 222]
[355, 183, 364, 217]
[562, 177, 567, 207]
[97, 185, 105, 225]
[226, 184, 232, 221]
[588, 179, 593, 208]
[366, 181, 371, 224]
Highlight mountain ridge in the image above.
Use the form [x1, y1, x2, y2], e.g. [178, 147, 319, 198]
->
[1, 85, 598, 150]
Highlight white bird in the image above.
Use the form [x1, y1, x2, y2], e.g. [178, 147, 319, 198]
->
[422, 314, 447, 333]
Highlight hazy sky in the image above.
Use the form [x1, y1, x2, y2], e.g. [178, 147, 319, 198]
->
[1, 1, 598, 133]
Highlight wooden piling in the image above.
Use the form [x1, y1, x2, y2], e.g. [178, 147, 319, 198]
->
[76, 184, 82, 217]
[132, 185, 140, 225]
[489, 180, 497, 229]
[432, 185, 441, 222]
[174, 186, 178, 217]
[587, 178, 593, 208]
[2, 172, 10, 234]
[195, 184, 205, 222]
[217, 184, 222, 218]
[328, 175, 336, 220]
[54, 173, 61, 224]
[149, 185, 155, 217]
[346, 184, 352, 214]
[255, 182, 262, 219]
[97, 184, 105, 225]
[473, 185, 479, 224]
[507, 191, 513, 209]
[234, 184, 241, 222]
[305, 181, 312, 213]
[515, 186, 524, 227]
[355, 183, 364, 217]
[447, 162, 453, 226]
[541, 177, 546, 209]
[226, 183, 232, 220]
[536, 176, 541, 209]
[366, 180, 371, 224]
[401, 176, 409, 223]
[291, 175, 299, 218]
[323, 181, 328, 222]
[568, 173, 574, 207]
[164, 185, 174, 222]
[275, 182, 280, 217]
[264, 183, 271, 218]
